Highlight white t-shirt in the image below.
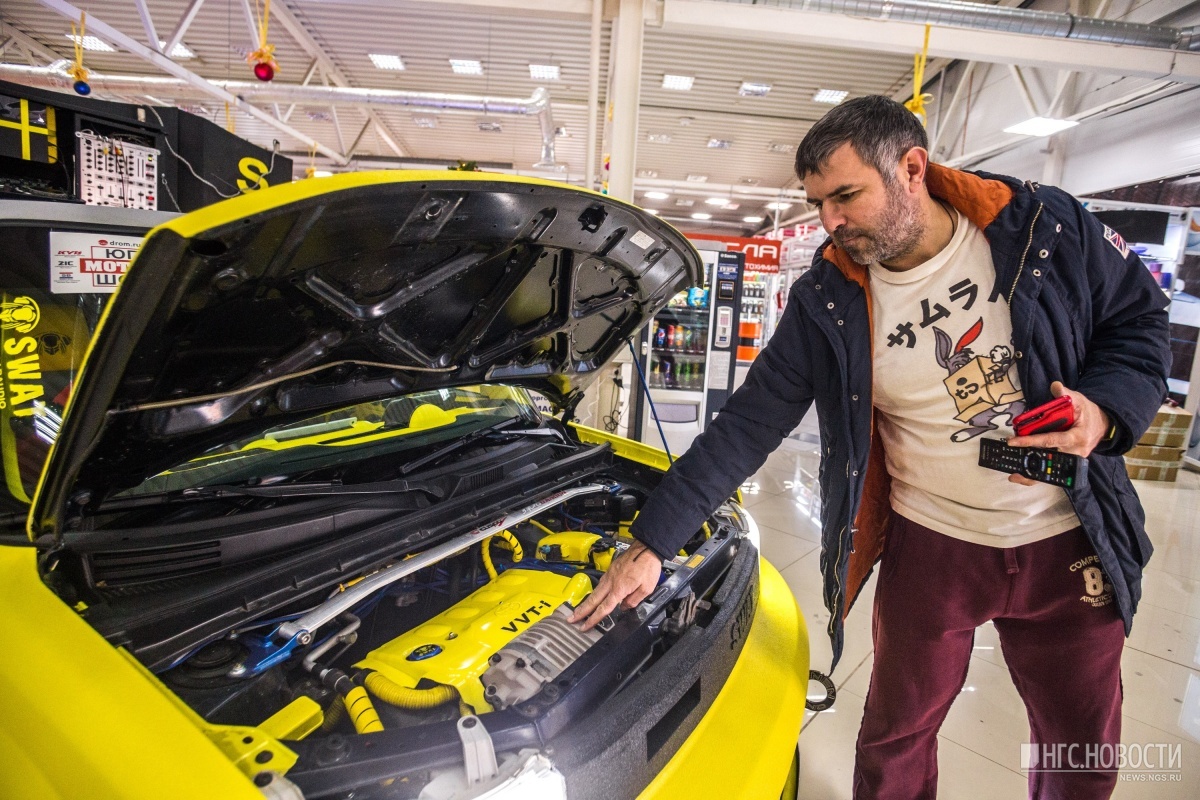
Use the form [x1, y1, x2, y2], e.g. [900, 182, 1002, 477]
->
[869, 207, 1079, 547]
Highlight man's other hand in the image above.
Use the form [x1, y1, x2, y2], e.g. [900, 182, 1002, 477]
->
[1005, 381, 1111, 486]
[568, 540, 663, 631]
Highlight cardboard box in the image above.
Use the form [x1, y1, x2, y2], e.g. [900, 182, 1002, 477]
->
[944, 356, 1021, 422]
[1126, 462, 1180, 482]
[1138, 405, 1192, 448]
[1125, 445, 1184, 463]
[1125, 443, 1184, 482]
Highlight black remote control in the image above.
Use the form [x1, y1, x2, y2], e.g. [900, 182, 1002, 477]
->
[978, 438, 1086, 489]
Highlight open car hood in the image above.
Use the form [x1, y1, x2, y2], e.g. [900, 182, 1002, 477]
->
[31, 171, 701, 537]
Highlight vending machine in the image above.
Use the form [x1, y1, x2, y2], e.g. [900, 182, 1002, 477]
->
[633, 250, 743, 456]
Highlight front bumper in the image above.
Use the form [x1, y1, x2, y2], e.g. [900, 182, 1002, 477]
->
[639, 556, 809, 798]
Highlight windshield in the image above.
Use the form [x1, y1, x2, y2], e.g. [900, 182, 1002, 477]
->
[122, 384, 543, 496]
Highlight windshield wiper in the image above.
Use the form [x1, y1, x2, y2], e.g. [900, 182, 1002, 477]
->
[398, 416, 562, 476]
[94, 477, 444, 513]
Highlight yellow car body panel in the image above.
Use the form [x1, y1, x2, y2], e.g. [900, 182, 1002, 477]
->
[640, 559, 809, 799]
[0, 548, 261, 800]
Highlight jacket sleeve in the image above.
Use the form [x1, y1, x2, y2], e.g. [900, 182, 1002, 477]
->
[629, 283, 817, 560]
[1064, 192, 1171, 455]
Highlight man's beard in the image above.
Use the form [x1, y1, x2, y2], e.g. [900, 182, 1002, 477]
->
[832, 180, 924, 266]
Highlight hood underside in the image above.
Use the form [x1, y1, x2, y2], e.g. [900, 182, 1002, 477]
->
[32, 172, 701, 535]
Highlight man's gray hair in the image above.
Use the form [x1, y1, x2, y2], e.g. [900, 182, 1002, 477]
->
[794, 95, 928, 183]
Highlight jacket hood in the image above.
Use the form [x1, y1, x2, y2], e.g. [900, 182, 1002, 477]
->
[30, 171, 701, 537]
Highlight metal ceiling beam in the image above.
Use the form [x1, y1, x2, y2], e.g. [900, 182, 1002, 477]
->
[31, 0, 348, 164]
[0, 20, 66, 65]
[659, 0, 1200, 84]
[316, 0, 596, 19]
[134, 0, 162, 53]
[165, 0, 206, 60]
[267, 0, 412, 157]
[944, 80, 1180, 169]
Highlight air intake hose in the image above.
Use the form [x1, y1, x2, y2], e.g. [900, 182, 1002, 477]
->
[364, 671, 458, 709]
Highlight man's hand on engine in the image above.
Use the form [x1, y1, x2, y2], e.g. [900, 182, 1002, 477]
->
[1006, 381, 1112, 486]
[568, 540, 663, 631]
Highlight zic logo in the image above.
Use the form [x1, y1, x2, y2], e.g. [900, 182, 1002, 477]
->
[0, 296, 40, 333]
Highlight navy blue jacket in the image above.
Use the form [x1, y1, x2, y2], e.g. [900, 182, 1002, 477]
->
[630, 165, 1171, 670]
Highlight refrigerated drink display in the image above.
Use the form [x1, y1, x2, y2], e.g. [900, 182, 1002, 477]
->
[636, 249, 742, 455]
[650, 287, 711, 395]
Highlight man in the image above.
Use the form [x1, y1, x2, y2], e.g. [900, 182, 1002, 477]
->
[570, 95, 1169, 798]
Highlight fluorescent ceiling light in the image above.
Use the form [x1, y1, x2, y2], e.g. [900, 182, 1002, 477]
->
[645, 209, 660, 216]
[646, 133, 672, 144]
[766, 201, 792, 210]
[739, 81, 772, 97]
[686, 174, 708, 183]
[662, 74, 695, 91]
[739, 177, 761, 186]
[743, 215, 765, 223]
[528, 64, 560, 81]
[1003, 116, 1080, 137]
[724, 203, 740, 210]
[637, 169, 659, 178]
[691, 212, 712, 220]
[813, 89, 849, 104]
[706, 197, 730, 206]
[644, 191, 670, 200]
[413, 116, 438, 128]
[675, 198, 695, 207]
[66, 34, 115, 52]
[707, 138, 732, 149]
[369, 53, 406, 71]
[450, 59, 484, 75]
[478, 120, 503, 132]
[312, 170, 333, 177]
[767, 142, 796, 154]
[158, 40, 194, 59]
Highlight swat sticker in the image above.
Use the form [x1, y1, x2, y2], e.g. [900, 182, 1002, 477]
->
[407, 644, 443, 661]
[1102, 224, 1130, 259]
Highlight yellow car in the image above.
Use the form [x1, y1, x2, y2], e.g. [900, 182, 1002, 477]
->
[0, 174, 807, 800]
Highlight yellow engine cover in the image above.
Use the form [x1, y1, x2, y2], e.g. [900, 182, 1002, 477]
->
[355, 568, 591, 713]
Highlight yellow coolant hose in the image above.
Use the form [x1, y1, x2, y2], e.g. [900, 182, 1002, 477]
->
[343, 685, 384, 733]
[321, 694, 346, 732]
[364, 671, 458, 709]
[481, 529, 524, 581]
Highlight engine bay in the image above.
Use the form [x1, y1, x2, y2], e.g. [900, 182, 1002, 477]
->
[116, 451, 747, 799]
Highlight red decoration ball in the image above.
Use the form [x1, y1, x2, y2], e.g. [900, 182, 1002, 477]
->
[253, 62, 275, 82]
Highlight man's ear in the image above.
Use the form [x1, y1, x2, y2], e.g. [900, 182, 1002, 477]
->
[899, 146, 930, 193]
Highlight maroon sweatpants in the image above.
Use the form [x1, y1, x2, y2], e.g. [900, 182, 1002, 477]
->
[853, 515, 1125, 800]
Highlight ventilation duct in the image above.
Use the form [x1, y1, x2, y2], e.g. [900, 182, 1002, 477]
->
[0, 62, 559, 167]
[710, 0, 1198, 51]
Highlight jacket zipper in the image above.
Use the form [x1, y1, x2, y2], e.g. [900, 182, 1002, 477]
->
[800, 285, 855, 644]
[1007, 203, 1043, 305]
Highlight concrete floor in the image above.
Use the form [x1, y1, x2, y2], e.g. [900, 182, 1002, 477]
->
[743, 438, 1200, 799]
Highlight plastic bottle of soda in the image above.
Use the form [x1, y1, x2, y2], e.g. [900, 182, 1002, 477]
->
[693, 362, 705, 390]
[674, 326, 685, 349]
[654, 322, 667, 349]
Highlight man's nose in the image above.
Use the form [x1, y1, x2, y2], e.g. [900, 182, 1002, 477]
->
[820, 206, 845, 232]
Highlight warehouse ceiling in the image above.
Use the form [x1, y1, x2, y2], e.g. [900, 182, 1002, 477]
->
[1, 0, 1195, 233]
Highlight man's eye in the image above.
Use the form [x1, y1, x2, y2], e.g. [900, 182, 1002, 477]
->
[839, 192, 855, 202]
